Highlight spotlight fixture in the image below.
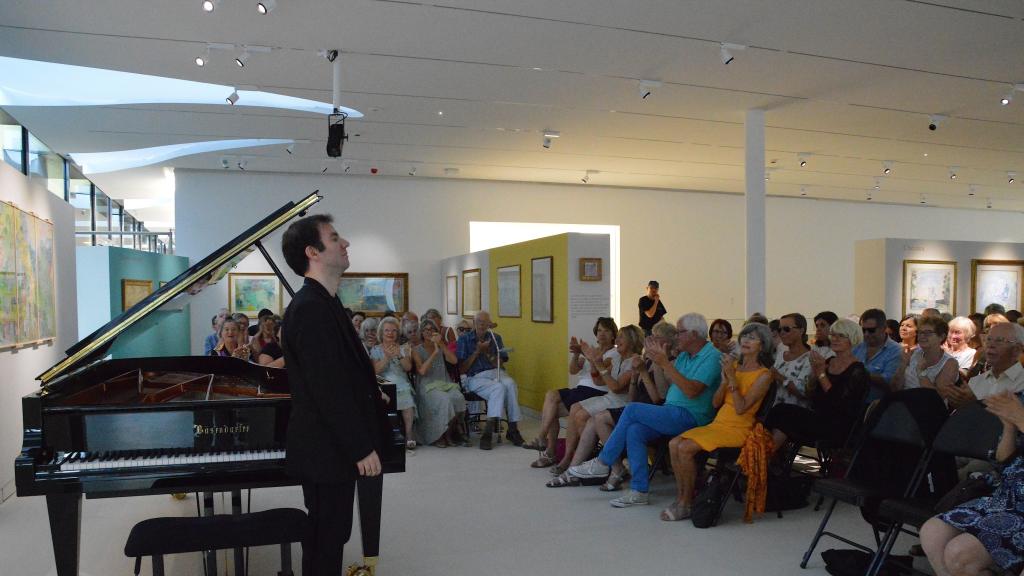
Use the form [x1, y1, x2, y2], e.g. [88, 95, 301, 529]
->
[202, 0, 219, 13]
[719, 42, 746, 65]
[1008, 171, 1016, 184]
[581, 170, 597, 184]
[638, 79, 662, 100]
[226, 89, 239, 105]
[195, 46, 210, 67]
[1001, 93, 1012, 106]
[326, 112, 348, 158]
[220, 157, 230, 169]
[987, 198, 993, 209]
[237, 158, 248, 170]
[320, 160, 329, 174]
[949, 167, 958, 180]
[800, 186, 807, 197]
[408, 166, 417, 176]
[235, 50, 250, 68]
[968, 184, 976, 197]
[285, 143, 294, 155]
[542, 129, 560, 149]
[343, 163, 351, 173]
[257, 0, 277, 14]
[797, 153, 809, 168]
[919, 194, 927, 205]
[928, 114, 947, 131]
[866, 190, 873, 201]
[873, 178, 880, 190]
[883, 161, 893, 175]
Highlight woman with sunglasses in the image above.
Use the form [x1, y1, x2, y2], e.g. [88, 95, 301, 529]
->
[764, 319, 869, 453]
[413, 318, 467, 447]
[772, 313, 813, 407]
[893, 315, 959, 394]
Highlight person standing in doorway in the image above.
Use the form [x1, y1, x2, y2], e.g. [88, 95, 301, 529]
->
[639, 280, 667, 336]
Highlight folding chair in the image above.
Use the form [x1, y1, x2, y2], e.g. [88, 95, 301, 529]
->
[799, 388, 949, 569]
[864, 400, 1002, 576]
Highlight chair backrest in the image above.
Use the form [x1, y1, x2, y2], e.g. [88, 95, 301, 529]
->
[931, 400, 1003, 461]
[867, 388, 948, 448]
[755, 380, 779, 422]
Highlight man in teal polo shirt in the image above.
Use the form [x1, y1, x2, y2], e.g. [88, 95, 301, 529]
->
[568, 313, 722, 507]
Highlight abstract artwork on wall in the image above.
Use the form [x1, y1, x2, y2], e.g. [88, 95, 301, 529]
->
[0, 202, 16, 349]
[0, 201, 55, 349]
[229, 273, 283, 316]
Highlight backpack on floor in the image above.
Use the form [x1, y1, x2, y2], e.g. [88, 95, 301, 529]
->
[691, 470, 728, 528]
[765, 472, 813, 512]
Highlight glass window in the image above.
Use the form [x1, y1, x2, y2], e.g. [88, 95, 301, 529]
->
[0, 109, 23, 173]
[27, 133, 65, 198]
[94, 188, 112, 246]
[69, 181, 93, 246]
[111, 202, 124, 248]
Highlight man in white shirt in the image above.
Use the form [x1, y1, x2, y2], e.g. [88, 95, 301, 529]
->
[947, 322, 1024, 407]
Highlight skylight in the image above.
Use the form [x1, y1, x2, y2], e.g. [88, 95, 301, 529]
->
[0, 56, 362, 117]
[70, 139, 293, 174]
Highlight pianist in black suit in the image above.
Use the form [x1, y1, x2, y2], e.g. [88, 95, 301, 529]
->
[280, 214, 383, 576]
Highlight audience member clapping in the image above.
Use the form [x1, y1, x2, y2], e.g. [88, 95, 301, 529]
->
[812, 311, 839, 359]
[250, 313, 278, 358]
[211, 318, 251, 360]
[945, 316, 977, 379]
[892, 315, 958, 395]
[371, 317, 416, 450]
[257, 322, 285, 368]
[710, 318, 738, 357]
[853, 309, 904, 400]
[772, 313, 812, 407]
[898, 314, 919, 353]
[412, 319, 467, 447]
[359, 317, 379, 355]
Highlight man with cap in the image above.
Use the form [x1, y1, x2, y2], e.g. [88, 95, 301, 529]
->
[639, 281, 667, 336]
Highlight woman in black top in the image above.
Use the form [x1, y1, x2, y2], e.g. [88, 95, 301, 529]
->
[764, 318, 869, 450]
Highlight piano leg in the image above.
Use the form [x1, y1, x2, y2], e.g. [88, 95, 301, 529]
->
[356, 475, 383, 572]
[46, 492, 82, 576]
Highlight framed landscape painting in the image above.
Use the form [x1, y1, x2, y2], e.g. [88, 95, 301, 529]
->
[462, 268, 481, 318]
[228, 273, 283, 316]
[531, 256, 553, 323]
[122, 279, 153, 312]
[903, 260, 956, 316]
[971, 260, 1024, 314]
[339, 273, 408, 316]
[497, 265, 521, 318]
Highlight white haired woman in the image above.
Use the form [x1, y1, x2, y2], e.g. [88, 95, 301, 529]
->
[945, 316, 977, 380]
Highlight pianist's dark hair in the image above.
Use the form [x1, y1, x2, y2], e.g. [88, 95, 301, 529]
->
[282, 214, 333, 275]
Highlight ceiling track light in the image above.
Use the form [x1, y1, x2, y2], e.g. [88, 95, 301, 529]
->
[919, 194, 927, 205]
[542, 129, 560, 149]
[257, 0, 277, 14]
[719, 42, 746, 66]
[408, 166, 417, 176]
[873, 178, 880, 190]
[797, 153, 809, 167]
[235, 51, 250, 68]
[202, 0, 220, 13]
[285, 143, 294, 154]
[220, 156, 230, 169]
[968, 184, 977, 197]
[987, 198, 993, 209]
[638, 79, 661, 100]
[581, 169, 597, 184]
[1001, 93, 1012, 106]
[928, 114, 947, 131]
[800, 186, 807, 197]
[1008, 171, 1016, 184]
[949, 166, 958, 180]
[883, 161, 893, 175]
[237, 158, 248, 171]
[226, 89, 239, 105]
[195, 46, 210, 67]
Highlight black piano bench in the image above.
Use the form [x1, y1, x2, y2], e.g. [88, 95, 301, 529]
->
[124, 507, 307, 576]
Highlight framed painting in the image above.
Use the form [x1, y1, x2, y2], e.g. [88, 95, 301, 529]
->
[971, 260, 1024, 314]
[0, 202, 16, 349]
[462, 268, 481, 318]
[122, 278, 153, 312]
[531, 256, 553, 323]
[902, 260, 957, 317]
[339, 272, 408, 316]
[446, 275, 458, 315]
[497, 265, 521, 318]
[228, 273, 283, 316]
[579, 258, 602, 282]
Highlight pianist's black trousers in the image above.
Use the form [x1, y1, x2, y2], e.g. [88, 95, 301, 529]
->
[302, 480, 356, 576]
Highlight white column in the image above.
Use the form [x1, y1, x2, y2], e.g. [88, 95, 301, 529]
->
[745, 110, 766, 317]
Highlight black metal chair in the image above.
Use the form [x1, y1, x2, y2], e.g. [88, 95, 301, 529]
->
[863, 400, 1003, 576]
[799, 388, 949, 569]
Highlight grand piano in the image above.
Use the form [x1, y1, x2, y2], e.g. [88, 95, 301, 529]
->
[15, 191, 405, 575]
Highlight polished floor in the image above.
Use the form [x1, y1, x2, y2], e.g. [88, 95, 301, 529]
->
[0, 417, 931, 576]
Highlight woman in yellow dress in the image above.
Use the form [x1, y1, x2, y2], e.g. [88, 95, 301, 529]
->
[662, 321, 774, 521]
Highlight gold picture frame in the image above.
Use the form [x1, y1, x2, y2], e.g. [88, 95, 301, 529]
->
[902, 260, 957, 317]
[339, 272, 409, 316]
[228, 272, 284, 316]
[579, 258, 602, 282]
[462, 268, 481, 318]
[497, 265, 521, 318]
[531, 256, 554, 323]
[971, 259, 1024, 314]
[121, 279, 153, 312]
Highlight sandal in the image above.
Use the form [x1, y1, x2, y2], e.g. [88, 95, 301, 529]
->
[660, 502, 691, 522]
[599, 469, 629, 492]
[545, 472, 581, 488]
[530, 454, 556, 468]
[549, 463, 568, 476]
[521, 437, 547, 451]
[406, 440, 417, 451]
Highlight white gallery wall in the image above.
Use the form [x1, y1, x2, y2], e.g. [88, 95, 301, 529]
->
[0, 162, 77, 500]
[174, 169, 1024, 352]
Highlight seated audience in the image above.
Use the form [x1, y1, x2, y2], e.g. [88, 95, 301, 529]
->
[945, 316, 978, 378]
[524, 317, 619, 463]
[567, 313, 722, 506]
[661, 322, 774, 520]
[359, 317, 379, 355]
[546, 326, 643, 485]
[412, 318, 467, 447]
[747, 312, 769, 325]
[769, 319, 782, 349]
[921, 307, 941, 319]
[232, 312, 250, 337]
[893, 315, 959, 396]
[853, 308, 903, 400]
[898, 313, 919, 353]
[248, 308, 272, 337]
[812, 311, 839, 359]
[211, 318, 251, 360]
[967, 312, 985, 350]
[204, 314, 222, 356]
[457, 311, 525, 450]
[351, 311, 366, 333]
[423, 308, 457, 350]
[249, 313, 278, 358]
[402, 317, 422, 348]
[765, 318, 870, 453]
[257, 322, 285, 368]
[885, 318, 900, 342]
[943, 322, 1024, 409]
[984, 302, 1007, 316]
[967, 314, 1011, 379]
[370, 317, 417, 450]
[710, 318, 738, 357]
[1007, 309, 1023, 324]
[772, 313, 812, 407]
[920, 390, 1024, 576]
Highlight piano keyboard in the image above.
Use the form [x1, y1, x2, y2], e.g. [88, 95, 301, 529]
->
[58, 449, 286, 472]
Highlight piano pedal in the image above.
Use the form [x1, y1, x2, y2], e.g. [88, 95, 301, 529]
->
[345, 564, 374, 576]
[171, 493, 187, 500]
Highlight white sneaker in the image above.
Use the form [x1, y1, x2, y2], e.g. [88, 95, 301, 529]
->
[568, 457, 610, 479]
[610, 490, 649, 508]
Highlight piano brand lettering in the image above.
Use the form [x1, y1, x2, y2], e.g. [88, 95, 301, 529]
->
[194, 423, 250, 436]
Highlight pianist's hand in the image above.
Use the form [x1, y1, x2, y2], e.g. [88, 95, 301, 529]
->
[357, 450, 382, 477]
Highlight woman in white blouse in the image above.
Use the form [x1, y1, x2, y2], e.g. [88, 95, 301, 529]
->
[894, 315, 959, 394]
[945, 316, 977, 380]
[772, 313, 813, 407]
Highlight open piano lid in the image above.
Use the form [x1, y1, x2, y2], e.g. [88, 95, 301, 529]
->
[36, 191, 323, 386]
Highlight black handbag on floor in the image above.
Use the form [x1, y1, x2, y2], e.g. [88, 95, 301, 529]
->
[691, 471, 727, 528]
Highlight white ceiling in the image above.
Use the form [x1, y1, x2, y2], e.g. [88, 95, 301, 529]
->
[2, 0, 1024, 229]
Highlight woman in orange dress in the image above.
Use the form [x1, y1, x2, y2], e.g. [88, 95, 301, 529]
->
[662, 321, 774, 521]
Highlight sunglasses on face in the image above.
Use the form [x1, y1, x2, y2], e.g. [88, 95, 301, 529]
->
[780, 326, 800, 334]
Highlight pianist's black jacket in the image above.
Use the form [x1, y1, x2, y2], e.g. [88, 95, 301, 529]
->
[282, 277, 381, 483]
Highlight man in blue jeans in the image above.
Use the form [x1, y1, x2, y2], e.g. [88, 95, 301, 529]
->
[569, 312, 722, 507]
